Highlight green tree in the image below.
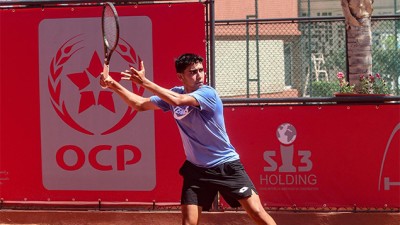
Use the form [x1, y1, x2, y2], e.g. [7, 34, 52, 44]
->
[372, 34, 400, 95]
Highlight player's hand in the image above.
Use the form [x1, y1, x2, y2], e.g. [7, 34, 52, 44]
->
[121, 61, 145, 84]
[100, 73, 113, 88]
[100, 64, 114, 88]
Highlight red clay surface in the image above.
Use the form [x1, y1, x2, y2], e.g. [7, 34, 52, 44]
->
[1, 210, 399, 225]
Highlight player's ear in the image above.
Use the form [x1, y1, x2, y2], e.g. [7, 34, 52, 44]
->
[177, 73, 183, 81]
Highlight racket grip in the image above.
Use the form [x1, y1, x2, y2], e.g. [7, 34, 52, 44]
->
[101, 63, 109, 89]
[103, 63, 109, 79]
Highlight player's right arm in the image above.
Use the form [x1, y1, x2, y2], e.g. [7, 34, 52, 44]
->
[100, 74, 159, 112]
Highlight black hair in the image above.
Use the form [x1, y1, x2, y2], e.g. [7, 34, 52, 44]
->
[175, 53, 203, 73]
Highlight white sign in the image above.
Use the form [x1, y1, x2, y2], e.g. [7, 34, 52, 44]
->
[39, 16, 156, 190]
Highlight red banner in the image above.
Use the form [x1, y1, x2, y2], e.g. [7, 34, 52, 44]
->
[0, 3, 206, 202]
[0, 3, 399, 209]
[224, 105, 400, 208]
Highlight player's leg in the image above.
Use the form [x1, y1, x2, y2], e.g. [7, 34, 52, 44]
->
[238, 191, 277, 225]
[181, 204, 202, 225]
[179, 160, 217, 225]
[217, 160, 277, 225]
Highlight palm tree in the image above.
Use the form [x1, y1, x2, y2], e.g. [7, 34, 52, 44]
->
[341, 0, 374, 92]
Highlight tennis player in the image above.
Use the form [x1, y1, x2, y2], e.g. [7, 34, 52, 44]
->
[100, 53, 277, 225]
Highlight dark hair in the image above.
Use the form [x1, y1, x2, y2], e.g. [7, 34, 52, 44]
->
[175, 53, 203, 73]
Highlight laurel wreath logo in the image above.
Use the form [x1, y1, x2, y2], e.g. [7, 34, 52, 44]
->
[103, 37, 145, 135]
[48, 34, 144, 135]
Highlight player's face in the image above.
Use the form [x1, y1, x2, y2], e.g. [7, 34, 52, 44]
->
[178, 62, 205, 93]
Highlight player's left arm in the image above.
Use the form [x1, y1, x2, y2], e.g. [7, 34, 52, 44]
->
[101, 73, 160, 111]
[121, 61, 200, 107]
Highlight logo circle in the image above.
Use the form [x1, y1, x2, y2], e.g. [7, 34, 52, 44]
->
[276, 123, 297, 145]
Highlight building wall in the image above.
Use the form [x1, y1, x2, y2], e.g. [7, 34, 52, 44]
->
[215, 0, 298, 20]
[214, 0, 299, 97]
[215, 40, 286, 97]
[298, 0, 399, 17]
[214, 0, 399, 20]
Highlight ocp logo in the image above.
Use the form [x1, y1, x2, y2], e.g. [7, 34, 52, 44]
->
[47, 34, 143, 135]
[39, 16, 156, 191]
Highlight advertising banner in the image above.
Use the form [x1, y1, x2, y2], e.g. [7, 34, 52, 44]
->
[0, 3, 206, 202]
[224, 105, 400, 208]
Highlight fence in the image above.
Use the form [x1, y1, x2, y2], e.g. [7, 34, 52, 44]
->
[212, 15, 400, 100]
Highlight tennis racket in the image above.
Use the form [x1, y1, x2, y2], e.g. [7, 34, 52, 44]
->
[101, 2, 120, 87]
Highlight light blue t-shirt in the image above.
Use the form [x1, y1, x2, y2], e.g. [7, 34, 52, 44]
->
[150, 85, 239, 168]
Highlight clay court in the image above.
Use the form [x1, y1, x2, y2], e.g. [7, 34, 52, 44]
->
[1, 210, 400, 225]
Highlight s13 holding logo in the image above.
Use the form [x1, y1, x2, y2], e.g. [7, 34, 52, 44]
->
[261, 123, 317, 188]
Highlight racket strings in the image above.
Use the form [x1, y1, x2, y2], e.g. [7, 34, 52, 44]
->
[103, 6, 118, 50]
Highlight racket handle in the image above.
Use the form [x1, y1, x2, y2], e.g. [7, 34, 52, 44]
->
[101, 63, 109, 89]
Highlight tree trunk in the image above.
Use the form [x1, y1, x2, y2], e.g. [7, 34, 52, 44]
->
[341, 0, 374, 92]
[346, 18, 373, 92]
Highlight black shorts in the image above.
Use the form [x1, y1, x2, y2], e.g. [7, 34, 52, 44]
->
[179, 159, 257, 211]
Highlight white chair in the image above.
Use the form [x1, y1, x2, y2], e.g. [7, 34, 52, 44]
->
[311, 53, 329, 81]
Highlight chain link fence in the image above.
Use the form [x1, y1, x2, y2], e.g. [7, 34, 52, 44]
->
[212, 15, 400, 99]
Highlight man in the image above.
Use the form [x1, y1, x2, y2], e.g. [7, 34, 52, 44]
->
[100, 53, 277, 225]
